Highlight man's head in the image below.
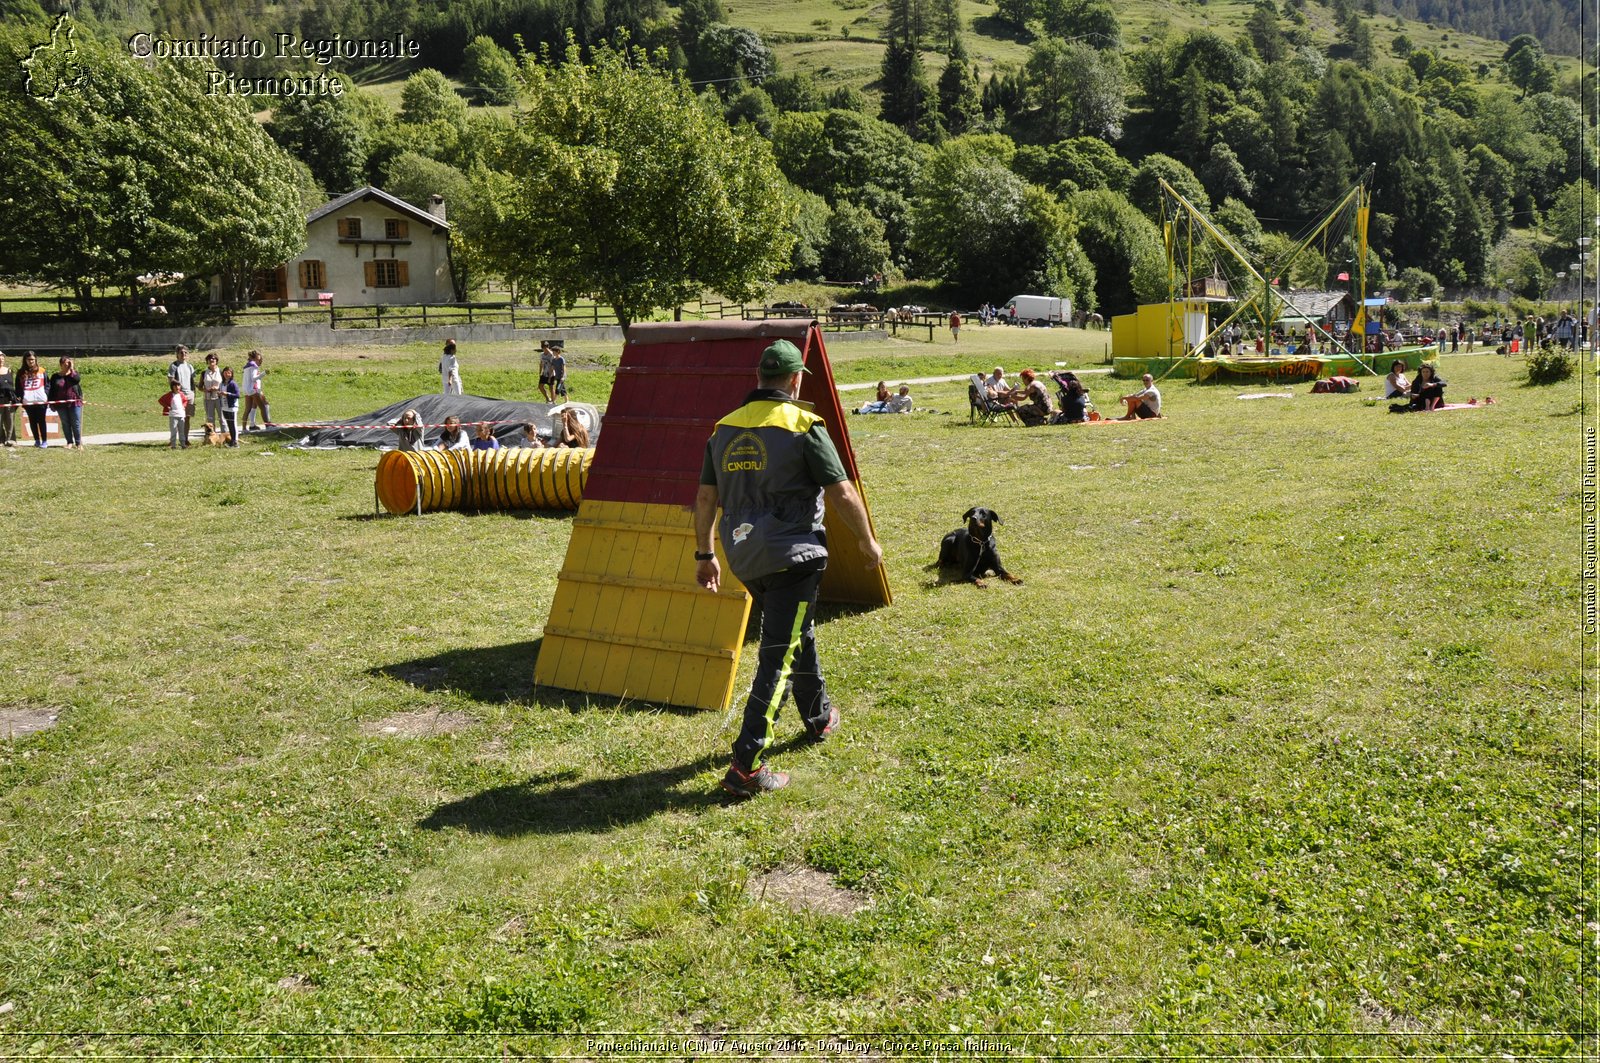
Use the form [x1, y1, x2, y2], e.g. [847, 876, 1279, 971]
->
[174, 346, 188, 362]
[898, 385, 910, 396]
[991, 366, 1004, 379]
[757, 339, 807, 394]
[1142, 373, 1154, 386]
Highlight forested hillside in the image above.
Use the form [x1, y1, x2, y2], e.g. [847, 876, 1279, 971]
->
[0, 0, 1593, 317]
[1378, 0, 1581, 57]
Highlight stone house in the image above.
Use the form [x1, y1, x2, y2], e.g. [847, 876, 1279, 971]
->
[228, 187, 455, 306]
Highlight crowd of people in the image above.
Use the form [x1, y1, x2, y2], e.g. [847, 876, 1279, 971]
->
[0, 350, 84, 449]
[974, 365, 1161, 425]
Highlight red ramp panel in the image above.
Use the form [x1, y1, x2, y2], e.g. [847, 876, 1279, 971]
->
[534, 320, 890, 712]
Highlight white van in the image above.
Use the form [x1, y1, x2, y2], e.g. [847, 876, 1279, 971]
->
[1004, 294, 1070, 326]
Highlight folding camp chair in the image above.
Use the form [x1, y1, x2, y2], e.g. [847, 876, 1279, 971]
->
[968, 374, 1019, 425]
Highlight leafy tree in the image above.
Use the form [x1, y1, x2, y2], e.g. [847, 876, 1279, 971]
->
[0, 24, 304, 306]
[476, 40, 794, 326]
[1342, 12, 1373, 68]
[822, 200, 892, 279]
[1466, 145, 1517, 242]
[770, 108, 924, 207]
[909, 134, 1087, 300]
[1391, 266, 1439, 300]
[1129, 153, 1209, 220]
[1502, 34, 1554, 96]
[1198, 142, 1254, 204]
[1545, 179, 1597, 247]
[1023, 38, 1125, 142]
[826, 85, 869, 112]
[784, 188, 830, 278]
[1389, 33, 1412, 58]
[1013, 137, 1134, 196]
[1069, 188, 1165, 315]
[271, 85, 370, 194]
[763, 71, 822, 113]
[691, 24, 774, 90]
[1036, 0, 1120, 48]
[1212, 197, 1264, 262]
[462, 36, 521, 105]
[725, 85, 776, 137]
[384, 151, 486, 300]
[400, 68, 469, 126]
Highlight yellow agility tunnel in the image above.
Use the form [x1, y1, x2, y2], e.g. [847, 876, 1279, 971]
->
[375, 447, 593, 514]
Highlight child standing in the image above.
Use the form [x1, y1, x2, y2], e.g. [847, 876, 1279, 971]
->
[440, 339, 463, 395]
[159, 380, 191, 449]
[220, 366, 240, 447]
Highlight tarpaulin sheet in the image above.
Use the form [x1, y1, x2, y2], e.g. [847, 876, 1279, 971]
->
[285, 394, 601, 449]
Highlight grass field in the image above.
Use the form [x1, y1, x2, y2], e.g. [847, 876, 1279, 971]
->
[0, 340, 1590, 1057]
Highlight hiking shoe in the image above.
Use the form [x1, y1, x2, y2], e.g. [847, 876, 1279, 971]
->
[805, 705, 840, 741]
[721, 763, 788, 798]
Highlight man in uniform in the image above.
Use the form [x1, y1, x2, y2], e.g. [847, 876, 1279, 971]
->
[693, 339, 884, 798]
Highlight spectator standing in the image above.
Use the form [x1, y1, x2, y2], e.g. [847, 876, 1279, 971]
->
[158, 380, 190, 448]
[949, 310, 962, 341]
[17, 351, 49, 448]
[0, 351, 16, 447]
[220, 367, 240, 447]
[538, 342, 558, 402]
[200, 354, 223, 434]
[168, 346, 195, 445]
[48, 356, 83, 449]
[240, 350, 269, 431]
[440, 339, 463, 395]
[692, 339, 883, 797]
[550, 345, 568, 398]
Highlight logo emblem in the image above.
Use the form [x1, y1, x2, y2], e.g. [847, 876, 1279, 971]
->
[721, 430, 767, 473]
[23, 13, 87, 103]
[731, 522, 753, 544]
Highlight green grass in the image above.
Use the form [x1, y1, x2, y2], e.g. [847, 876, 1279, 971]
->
[0, 347, 1589, 1056]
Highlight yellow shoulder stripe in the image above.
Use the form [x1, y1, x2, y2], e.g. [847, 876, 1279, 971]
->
[716, 400, 822, 433]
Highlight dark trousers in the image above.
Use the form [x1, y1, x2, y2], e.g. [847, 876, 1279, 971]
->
[57, 404, 81, 445]
[22, 403, 47, 444]
[732, 557, 831, 773]
[223, 409, 238, 444]
[0, 406, 13, 444]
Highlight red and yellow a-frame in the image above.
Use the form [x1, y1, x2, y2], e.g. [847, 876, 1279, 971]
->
[533, 320, 891, 711]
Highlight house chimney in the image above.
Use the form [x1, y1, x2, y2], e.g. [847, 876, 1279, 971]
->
[427, 194, 446, 222]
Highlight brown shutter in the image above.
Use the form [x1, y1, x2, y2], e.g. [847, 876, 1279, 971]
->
[276, 265, 287, 298]
[297, 261, 310, 287]
[364, 260, 377, 287]
[396, 260, 410, 287]
[337, 219, 351, 238]
[393, 219, 409, 239]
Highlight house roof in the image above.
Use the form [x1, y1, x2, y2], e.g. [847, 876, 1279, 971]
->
[1280, 289, 1352, 319]
[307, 187, 449, 232]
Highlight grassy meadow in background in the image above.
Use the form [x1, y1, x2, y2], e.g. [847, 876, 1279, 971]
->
[0, 336, 1590, 1057]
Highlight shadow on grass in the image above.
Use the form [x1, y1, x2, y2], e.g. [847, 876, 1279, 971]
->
[375, 638, 701, 715]
[337, 508, 578, 522]
[417, 754, 726, 834]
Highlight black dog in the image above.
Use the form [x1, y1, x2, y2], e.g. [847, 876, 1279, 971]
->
[938, 507, 1022, 587]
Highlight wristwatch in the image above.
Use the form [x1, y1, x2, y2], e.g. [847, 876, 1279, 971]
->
[694, 551, 716, 562]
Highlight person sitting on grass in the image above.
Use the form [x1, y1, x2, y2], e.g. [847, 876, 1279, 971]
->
[1405, 363, 1446, 411]
[1052, 372, 1090, 423]
[437, 415, 470, 451]
[1383, 360, 1410, 399]
[885, 384, 913, 413]
[471, 422, 502, 451]
[557, 408, 589, 448]
[518, 421, 546, 448]
[857, 380, 893, 414]
[1014, 369, 1055, 426]
[388, 409, 423, 452]
[1118, 374, 1162, 419]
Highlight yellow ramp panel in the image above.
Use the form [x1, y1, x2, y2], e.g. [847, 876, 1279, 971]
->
[535, 500, 752, 711]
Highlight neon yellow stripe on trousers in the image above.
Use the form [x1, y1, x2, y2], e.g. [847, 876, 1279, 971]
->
[753, 605, 811, 771]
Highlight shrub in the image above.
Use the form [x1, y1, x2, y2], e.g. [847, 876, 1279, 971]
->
[1525, 346, 1574, 385]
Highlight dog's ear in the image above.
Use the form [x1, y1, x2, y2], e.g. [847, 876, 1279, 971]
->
[962, 507, 978, 521]
[989, 511, 1002, 524]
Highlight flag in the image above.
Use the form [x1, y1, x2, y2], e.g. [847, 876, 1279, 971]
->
[1337, 272, 1350, 281]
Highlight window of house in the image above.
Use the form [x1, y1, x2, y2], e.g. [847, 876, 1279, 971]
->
[366, 259, 408, 288]
[337, 217, 362, 239]
[384, 218, 409, 240]
[252, 268, 282, 295]
[298, 260, 325, 289]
